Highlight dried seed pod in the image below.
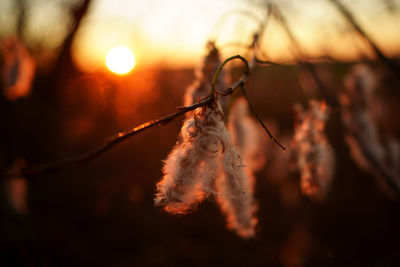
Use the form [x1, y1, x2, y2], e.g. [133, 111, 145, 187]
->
[4, 158, 28, 214]
[155, 102, 226, 214]
[341, 64, 384, 169]
[214, 101, 258, 238]
[341, 64, 400, 195]
[215, 143, 258, 238]
[155, 99, 258, 238]
[228, 97, 267, 171]
[292, 100, 335, 201]
[1, 37, 35, 100]
[183, 42, 225, 108]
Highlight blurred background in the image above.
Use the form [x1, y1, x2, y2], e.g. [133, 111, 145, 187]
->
[0, 0, 400, 266]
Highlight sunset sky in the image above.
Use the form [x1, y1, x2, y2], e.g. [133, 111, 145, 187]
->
[73, 0, 258, 71]
[73, 0, 400, 71]
[0, 0, 399, 71]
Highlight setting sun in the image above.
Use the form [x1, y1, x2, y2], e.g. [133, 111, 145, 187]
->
[106, 46, 136, 74]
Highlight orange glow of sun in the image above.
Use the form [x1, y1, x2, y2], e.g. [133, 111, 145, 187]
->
[106, 46, 136, 74]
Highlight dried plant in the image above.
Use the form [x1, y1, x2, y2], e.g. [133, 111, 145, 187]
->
[155, 102, 226, 214]
[341, 65, 383, 170]
[184, 42, 225, 108]
[4, 158, 28, 214]
[155, 99, 258, 238]
[228, 96, 267, 171]
[292, 100, 335, 201]
[0, 37, 35, 100]
[154, 49, 272, 237]
[215, 145, 258, 238]
[341, 64, 400, 195]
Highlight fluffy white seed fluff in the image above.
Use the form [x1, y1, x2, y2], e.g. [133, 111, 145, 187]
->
[183, 43, 225, 108]
[228, 97, 267, 171]
[155, 103, 225, 214]
[292, 100, 335, 201]
[155, 100, 258, 238]
[341, 64, 385, 169]
[215, 139, 258, 238]
[341, 64, 400, 193]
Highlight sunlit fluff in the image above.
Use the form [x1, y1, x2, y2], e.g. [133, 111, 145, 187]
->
[341, 64, 384, 170]
[183, 43, 225, 108]
[4, 158, 28, 214]
[155, 101, 257, 238]
[215, 138, 258, 238]
[0, 37, 35, 100]
[228, 97, 267, 171]
[341, 64, 400, 191]
[292, 100, 335, 201]
[155, 102, 225, 214]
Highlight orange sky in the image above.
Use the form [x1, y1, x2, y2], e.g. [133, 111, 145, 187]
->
[2, 0, 398, 72]
[71, 0, 400, 71]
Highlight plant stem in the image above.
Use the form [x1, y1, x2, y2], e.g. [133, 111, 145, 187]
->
[210, 55, 250, 97]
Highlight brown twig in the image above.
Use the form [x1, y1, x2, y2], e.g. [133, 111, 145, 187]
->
[270, 4, 339, 108]
[212, 54, 285, 150]
[211, 54, 250, 97]
[2, 47, 288, 179]
[255, 58, 289, 67]
[16, 0, 26, 38]
[216, 73, 248, 97]
[2, 97, 213, 179]
[1, 52, 285, 179]
[241, 84, 286, 150]
[209, 10, 264, 45]
[51, 0, 92, 78]
[210, 50, 285, 150]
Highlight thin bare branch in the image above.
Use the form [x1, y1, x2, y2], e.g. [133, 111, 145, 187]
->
[0, 51, 275, 179]
[209, 10, 264, 45]
[211, 54, 250, 96]
[328, 0, 400, 76]
[1, 48, 285, 179]
[270, 4, 339, 108]
[217, 74, 247, 97]
[241, 84, 286, 150]
[51, 0, 92, 77]
[255, 58, 290, 67]
[2, 97, 213, 179]
[210, 34, 285, 151]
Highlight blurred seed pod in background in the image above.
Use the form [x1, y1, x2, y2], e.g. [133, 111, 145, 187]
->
[1, 37, 35, 101]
